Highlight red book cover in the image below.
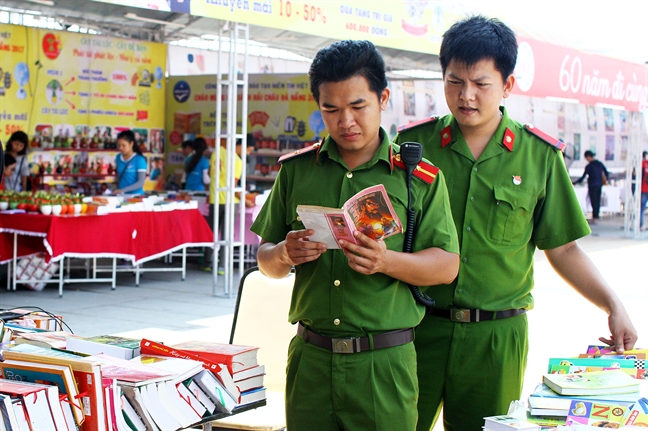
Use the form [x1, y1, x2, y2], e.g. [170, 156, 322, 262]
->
[139, 339, 240, 401]
[169, 340, 259, 374]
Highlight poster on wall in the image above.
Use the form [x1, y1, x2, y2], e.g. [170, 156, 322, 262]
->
[0, 23, 167, 149]
[605, 135, 615, 161]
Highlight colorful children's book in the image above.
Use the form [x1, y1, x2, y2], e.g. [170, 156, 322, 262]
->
[296, 184, 402, 249]
[547, 357, 641, 372]
[528, 382, 642, 410]
[565, 399, 629, 428]
[169, 340, 259, 374]
[583, 345, 648, 359]
[624, 397, 648, 427]
[542, 369, 641, 396]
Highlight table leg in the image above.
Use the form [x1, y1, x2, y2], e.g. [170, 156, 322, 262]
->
[12, 233, 17, 291]
[58, 257, 64, 298]
[182, 247, 186, 281]
[93, 257, 97, 279]
[111, 258, 116, 290]
[203, 422, 212, 431]
[6, 260, 10, 291]
[135, 264, 140, 286]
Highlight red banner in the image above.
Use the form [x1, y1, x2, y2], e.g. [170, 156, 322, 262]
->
[513, 36, 648, 112]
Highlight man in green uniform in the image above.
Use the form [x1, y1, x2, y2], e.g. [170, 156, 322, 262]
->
[395, 16, 638, 431]
[250, 40, 460, 431]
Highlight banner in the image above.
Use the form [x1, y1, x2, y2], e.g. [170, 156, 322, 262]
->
[0, 23, 167, 146]
[94, 0, 472, 55]
[513, 36, 648, 112]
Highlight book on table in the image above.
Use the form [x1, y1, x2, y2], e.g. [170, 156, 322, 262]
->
[542, 369, 641, 396]
[193, 369, 239, 414]
[296, 183, 403, 249]
[238, 387, 267, 407]
[66, 335, 142, 359]
[0, 358, 85, 427]
[624, 397, 648, 427]
[0, 393, 22, 431]
[565, 399, 630, 428]
[233, 364, 265, 382]
[169, 340, 259, 375]
[0, 379, 60, 431]
[482, 415, 541, 431]
[3, 343, 107, 431]
[13, 331, 81, 349]
[235, 375, 264, 393]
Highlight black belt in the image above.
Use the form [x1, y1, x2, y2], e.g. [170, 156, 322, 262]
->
[427, 307, 526, 322]
[297, 323, 414, 354]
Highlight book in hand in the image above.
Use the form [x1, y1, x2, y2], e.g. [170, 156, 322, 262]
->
[565, 399, 629, 428]
[296, 184, 402, 249]
[483, 415, 541, 431]
[169, 340, 259, 374]
[66, 335, 142, 359]
[542, 369, 641, 396]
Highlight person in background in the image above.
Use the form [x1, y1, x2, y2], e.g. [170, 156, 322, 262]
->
[251, 40, 459, 431]
[4, 131, 30, 192]
[1, 154, 17, 191]
[184, 137, 210, 191]
[202, 134, 256, 274]
[114, 130, 147, 195]
[573, 150, 610, 224]
[640, 150, 648, 231]
[394, 15, 637, 431]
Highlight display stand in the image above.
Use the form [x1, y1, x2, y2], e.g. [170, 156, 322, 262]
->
[180, 400, 267, 431]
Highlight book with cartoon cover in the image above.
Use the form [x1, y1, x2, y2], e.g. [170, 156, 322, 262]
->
[565, 399, 629, 428]
[296, 184, 402, 249]
[542, 369, 640, 396]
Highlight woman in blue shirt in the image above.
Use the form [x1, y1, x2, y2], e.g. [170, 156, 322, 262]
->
[115, 130, 147, 195]
[184, 137, 210, 191]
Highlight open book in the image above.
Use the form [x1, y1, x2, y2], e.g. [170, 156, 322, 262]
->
[297, 184, 402, 249]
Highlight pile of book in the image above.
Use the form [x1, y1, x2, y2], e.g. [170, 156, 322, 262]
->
[0, 325, 266, 431]
[525, 346, 648, 429]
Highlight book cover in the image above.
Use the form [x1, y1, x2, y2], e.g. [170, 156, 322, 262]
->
[66, 335, 141, 360]
[483, 415, 541, 431]
[87, 354, 173, 386]
[3, 343, 107, 431]
[542, 369, 641, 396]
[547, 357, 641, 372]
[584, 345, 648, 359]
[296, 184, 402, 249]
[139, 339, 240, 400]
[169, 340, 258, 374]
[14, 331, 81, 350]
[565, 399, 629, 428]
[0, 359, 85, 426]
[129, 354, 203, 384]
[624, 397, 648, 427]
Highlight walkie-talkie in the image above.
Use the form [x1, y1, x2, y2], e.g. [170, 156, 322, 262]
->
[399, 142, 436, 308]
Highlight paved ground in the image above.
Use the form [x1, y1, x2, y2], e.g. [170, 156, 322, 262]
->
[1, 214, 646, 427]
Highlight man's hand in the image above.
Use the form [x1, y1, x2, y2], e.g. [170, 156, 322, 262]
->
[282, 229, 327, 266]
[598, 311, 638, 353]
[339, 230, 387, 275]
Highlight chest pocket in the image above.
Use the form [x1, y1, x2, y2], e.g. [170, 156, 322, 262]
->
[487, 186, 536, 246]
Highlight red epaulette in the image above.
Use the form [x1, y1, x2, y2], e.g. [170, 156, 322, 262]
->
[398, 116, 439, 133]
[277, 142, 321, 164]
[391, 153, 439, 185]
[525, 124, 566, 151]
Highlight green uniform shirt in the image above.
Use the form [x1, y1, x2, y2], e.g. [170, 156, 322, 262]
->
[395, 107, 590, 312]
[251, 128, 459, 338]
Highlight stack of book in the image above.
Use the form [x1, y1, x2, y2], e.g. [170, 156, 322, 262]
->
[0, 329, 266, 431]
[525, 346, 648, 429]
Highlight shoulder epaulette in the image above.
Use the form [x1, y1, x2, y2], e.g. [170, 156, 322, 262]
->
[277, 142, 321, 164]
[391, 150, 439, 185]
[525, 124, 566, 151]
[398, 116, 439, 133]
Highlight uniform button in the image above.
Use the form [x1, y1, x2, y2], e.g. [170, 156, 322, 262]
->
[473, 167, 478, 172]
[462, 257, 467, 263]
[334, 280, 340, 287]
[296, 216, 301, 222]
[346, 172, 353, 178]
[333, 319, 341, 325]
[470, 196, 475, 202]
[466, 226, 471, 232]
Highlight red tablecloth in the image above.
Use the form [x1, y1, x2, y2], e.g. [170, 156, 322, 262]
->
[0, 209, 214, 265]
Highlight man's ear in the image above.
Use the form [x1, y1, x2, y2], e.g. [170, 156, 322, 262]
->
[502, 74, 515, 99]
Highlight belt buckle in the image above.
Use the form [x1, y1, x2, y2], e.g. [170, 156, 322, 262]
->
[450, 308, 472, 322]
[332, 337, 360, 353]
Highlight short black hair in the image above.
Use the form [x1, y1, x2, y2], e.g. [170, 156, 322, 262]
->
[181, 140, 193, 149]
[6, 131, 28, 155]
[584, 150, 595, 158]
[4, 153, 16, 167]
[309, 40, 387, 104]
[116, 130, 143, 155]
[440, 15, 518, 83]
[643, 151, 648, 158]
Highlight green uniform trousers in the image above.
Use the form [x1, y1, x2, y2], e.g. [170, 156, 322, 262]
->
[415, 313, 528, 431]
[285, 334, 419, 431]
